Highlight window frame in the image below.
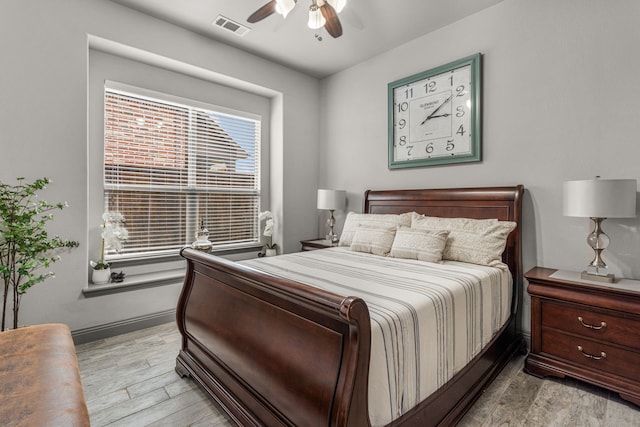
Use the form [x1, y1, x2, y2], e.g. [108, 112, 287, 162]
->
[86, 47, 272, 293]
[102, 81, 263, 262]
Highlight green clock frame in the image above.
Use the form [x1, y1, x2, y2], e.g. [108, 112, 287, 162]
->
[388, 53, 482, 169]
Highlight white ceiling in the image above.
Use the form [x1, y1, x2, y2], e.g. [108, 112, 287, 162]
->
[110, 0, 503, 78]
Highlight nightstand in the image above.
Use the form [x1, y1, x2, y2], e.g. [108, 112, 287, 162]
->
[524, 267, 640, 406]
[300, 239, 337, 251]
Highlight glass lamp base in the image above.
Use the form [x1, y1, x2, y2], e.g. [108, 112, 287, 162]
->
[326, 210, 338, 243]
[582, 218, 615, 283]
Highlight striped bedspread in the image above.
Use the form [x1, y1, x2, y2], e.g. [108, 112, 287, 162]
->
[241, 247, 512, 426]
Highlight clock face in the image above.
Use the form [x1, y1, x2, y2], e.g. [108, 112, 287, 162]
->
[388, 54, 481, 168]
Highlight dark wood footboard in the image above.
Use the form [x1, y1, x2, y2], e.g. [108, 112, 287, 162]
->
[176, 248, 372, 427]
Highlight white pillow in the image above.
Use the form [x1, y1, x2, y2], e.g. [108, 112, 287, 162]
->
[389, 227, 450, 263]
[350, 226, 397, 256]
[339, 212, 412, 247]
[412, 215, 516, 266]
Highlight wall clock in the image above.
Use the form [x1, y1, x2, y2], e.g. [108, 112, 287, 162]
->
[388, 53, 481, 169]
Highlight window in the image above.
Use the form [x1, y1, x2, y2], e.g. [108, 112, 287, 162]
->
[103, 82, 261, 259]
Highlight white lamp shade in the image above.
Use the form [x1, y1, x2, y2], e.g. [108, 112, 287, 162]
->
[563, 179, 637, 218]
[275, 0, 296, 18]
[307, 5, 326, 29]
[317, 189, 346, 210]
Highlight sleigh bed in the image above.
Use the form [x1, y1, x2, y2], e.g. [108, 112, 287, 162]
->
[175, 185, 525, 426]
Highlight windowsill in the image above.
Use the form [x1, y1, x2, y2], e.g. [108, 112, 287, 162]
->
[82, 244, 262, 297]
[83, 268, 185, 297]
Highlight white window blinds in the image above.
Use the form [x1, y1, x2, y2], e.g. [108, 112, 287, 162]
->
[103, 83, 261, 258]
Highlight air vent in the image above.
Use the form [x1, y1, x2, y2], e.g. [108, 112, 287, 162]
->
[213, 15, 250, 37]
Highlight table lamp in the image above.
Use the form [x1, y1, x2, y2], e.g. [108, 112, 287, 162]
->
[317, 189, 346, 243]
[563, 177, 637, 282]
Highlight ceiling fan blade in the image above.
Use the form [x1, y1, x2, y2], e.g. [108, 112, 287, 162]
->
[247, 0, 277, 23]
[320, 3, 343, 38]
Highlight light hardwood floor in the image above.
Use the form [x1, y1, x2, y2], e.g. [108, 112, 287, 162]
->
[76, 322, 640, 426]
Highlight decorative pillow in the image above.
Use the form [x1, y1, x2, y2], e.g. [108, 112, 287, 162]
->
[339, 212, 412, 247]
[389, 227, 450, 263]
[350, 226, 397, 256]
[412, 215, 517, 266]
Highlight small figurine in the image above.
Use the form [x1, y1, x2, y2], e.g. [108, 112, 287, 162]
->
[192, 219, 213, 252]
[110, 271, 125, 283]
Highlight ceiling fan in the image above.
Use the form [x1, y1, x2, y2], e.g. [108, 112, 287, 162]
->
[247, 0, 346, 39]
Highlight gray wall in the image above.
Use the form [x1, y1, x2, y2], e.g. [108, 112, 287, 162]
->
[319, 0, 640, 334]
[0, 0, 320, 332]
[2, 0, 639, 338]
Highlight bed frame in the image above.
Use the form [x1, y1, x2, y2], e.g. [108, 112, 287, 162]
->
[175, 185, 525, 426]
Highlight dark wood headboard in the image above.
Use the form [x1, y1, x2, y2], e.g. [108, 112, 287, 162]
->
[364, 185, 524, 286]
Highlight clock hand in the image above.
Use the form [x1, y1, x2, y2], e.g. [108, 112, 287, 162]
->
[428, 113, 451, 119]
[420, 95, 453, 125]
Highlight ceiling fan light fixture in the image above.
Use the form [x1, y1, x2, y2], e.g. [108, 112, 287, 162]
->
[307, 4, 326, 29]
[326, 0, 346, 13]
[275, 0, 296, 18]
[247, 0, 341, 38]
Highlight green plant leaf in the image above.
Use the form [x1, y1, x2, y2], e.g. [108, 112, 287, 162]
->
[0, 177, 78, 330]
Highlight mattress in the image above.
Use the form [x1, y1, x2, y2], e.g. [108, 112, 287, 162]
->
[242, 247, 512, 426]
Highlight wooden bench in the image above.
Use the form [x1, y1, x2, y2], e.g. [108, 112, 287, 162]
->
[0, 323, 90, 426]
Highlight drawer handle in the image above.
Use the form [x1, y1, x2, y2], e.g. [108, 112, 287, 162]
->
[577, 345, 607, 360]
[577, 316, 607, 330]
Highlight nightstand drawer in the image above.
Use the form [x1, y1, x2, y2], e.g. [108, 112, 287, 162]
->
[526, 267, 640, 406]
[541, 300, 640, 351]
[542, 329, 640, 381]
